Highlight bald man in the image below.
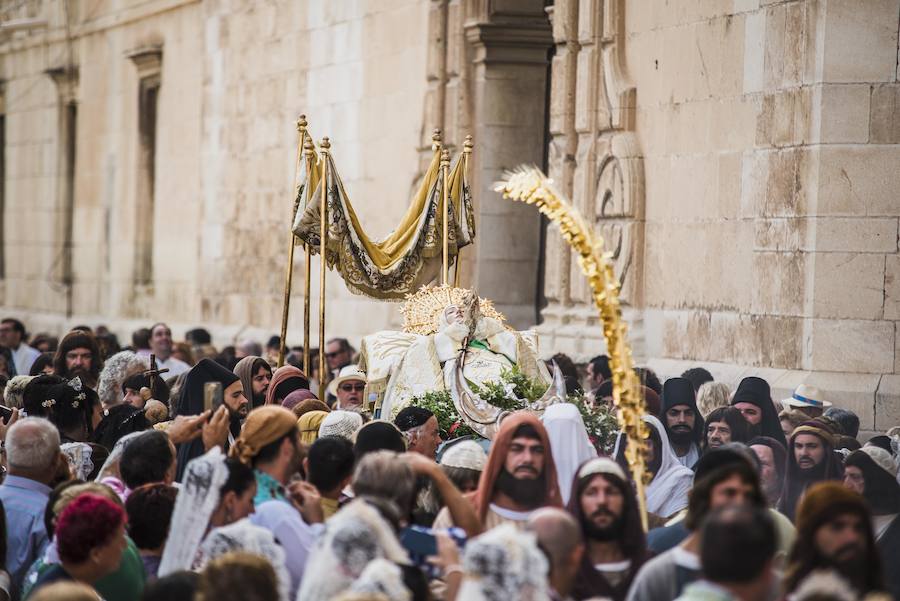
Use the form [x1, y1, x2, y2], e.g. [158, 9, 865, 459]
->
[527, 507, 585, 600]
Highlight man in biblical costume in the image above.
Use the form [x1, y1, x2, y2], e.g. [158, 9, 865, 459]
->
[360, 286, 558, 438]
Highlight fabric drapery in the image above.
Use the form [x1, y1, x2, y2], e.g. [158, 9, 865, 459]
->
[293, 146, 475, 299]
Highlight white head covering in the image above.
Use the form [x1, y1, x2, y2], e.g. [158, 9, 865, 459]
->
[860, 444, 899, 478]
[457, 523, 550, 601]
[440, 439, 487, 471]
[345, 558, 412, 601]
[319, 410, 364, 441]
[641, 414, 694, 517]
[94, 430, 144, 483]
[541, 403, 598, 505]
[613, 414, 693, 517]
[198, 518, 291, 601]
[296, 499, 409, 601]
[158, 447, 230, 577]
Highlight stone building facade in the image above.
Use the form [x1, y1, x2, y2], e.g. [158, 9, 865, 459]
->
[2, 0, 899, 431]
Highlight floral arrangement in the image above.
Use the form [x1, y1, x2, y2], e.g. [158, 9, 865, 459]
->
[409, 366, 620, 452]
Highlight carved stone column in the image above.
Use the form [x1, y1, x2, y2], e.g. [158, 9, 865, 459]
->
[538, 0, 646, 360]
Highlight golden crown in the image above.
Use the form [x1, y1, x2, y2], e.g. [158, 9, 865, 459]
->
[400, 285, 505, 335]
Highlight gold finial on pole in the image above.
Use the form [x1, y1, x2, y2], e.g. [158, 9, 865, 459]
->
[317, 137, 331, 400]
[431, 129, 442, 152]
[440, 148, 451, 286]
[278, 116, 309, 367]
[302, 135, 316, 375]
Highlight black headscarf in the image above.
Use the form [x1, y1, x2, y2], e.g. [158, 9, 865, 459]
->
[845, 449, 900, 515]
[661, 377, 704, 447]
[730, 377, 787, 448]
[175, 358, 242, 481]
[567, 458, 648, 601]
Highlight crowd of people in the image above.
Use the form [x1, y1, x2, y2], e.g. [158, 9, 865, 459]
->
[0, 317, 897, 601]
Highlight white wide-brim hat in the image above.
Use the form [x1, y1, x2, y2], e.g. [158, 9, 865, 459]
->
[327, 365, 367, 397]
[781, 384, 832, 410]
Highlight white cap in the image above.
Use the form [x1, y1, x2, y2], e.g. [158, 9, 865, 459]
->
[319, 410, 364, 441]
[440, 440, 487, 471]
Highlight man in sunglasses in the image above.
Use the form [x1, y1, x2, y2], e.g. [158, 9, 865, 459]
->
[325, 338, 355, 380]
[331, 366, 367, 411]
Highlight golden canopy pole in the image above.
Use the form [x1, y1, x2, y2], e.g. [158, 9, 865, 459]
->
[302, 137, 316, 375]
[317, 137, 331, 400]
[440, 148, 451, 285]
[453, 135, 473, 286]
[277, 116, 307, 368]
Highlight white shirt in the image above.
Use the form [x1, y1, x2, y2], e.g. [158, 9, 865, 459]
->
[252, 500, 324, 599]
[158, 356, 190, 377]
[675, 444, 700, 469]
[10, 343, 40, 376]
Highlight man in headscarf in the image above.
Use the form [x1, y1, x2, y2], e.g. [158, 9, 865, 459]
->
[174, 358, 250, 480]
[843, 445, 900, 599]
[394, 406, 442, 458]
[231, 406, 324, 598]
[779, 420, 843, 521]
[748, 436, 787, 508]
[233, 356, 272, 409]
[53, 330, 103, 389]
[265, 365, 309, 406]
[730, 376, 787, 448]
[615, 415, 694, 519]
[784, 483, 886, 598]
[566, 457, 647, 601]
[661, 378, 704, 468]
[702, 406, 750, 453]
[627, 452, 767, 601]
[433, 411, 562, 531]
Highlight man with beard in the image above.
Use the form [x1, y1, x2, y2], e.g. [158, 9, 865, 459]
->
[231, 406, 325, 598]
[748, 436, 787, 508]
[661, 378, 704, 468]
[730, 376, 787, 448]
[842, 445, 900, 599]
[779, 420, 843, 521]
[233, 356, 272, 409]
[784, 482, 886, 597]
[147, 323, 190, 377]
[433, 411, 562, 531]
[565, 457, 648, 601]
[703, 407, 750, 453]
[174, 358, 251, 480]
[53, 329, 103, 389]
[629, 452, 767, 600]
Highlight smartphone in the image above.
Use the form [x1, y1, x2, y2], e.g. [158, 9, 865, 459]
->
[400, 526, 438, 557]
[0, 405, 12, 423]
[204, 382, 224, 414]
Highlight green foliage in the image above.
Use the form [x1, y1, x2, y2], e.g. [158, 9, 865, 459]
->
[410, 367, 621, 450]
[411, 389, 477, 439]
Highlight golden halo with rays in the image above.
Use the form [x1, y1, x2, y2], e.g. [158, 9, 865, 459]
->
[400, 285, 506, 335]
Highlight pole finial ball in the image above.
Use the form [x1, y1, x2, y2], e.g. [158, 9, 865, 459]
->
[320, 137, 331, 150]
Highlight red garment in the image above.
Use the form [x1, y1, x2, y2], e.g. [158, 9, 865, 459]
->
[470, 411, 563, 523]
[265, 365, 309, 405]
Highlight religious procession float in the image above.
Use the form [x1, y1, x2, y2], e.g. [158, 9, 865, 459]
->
[278, 116, 652, 524]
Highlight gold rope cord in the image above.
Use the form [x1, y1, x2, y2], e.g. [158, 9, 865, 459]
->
[495, 166, 651, 531]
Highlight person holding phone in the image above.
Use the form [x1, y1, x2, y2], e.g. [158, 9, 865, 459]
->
[173, 359, 250, 481]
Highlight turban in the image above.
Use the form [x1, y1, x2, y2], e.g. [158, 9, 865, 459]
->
[394, 406, 434, 432]
[293, 398, 330, 419]
[298, 410, 329, 445]
[283, 389, 319, 412]
[231, 406, 299, 465]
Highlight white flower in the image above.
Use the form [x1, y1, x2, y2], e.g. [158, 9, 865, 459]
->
[503, 382, 518, 400]
[72, 400, 80, 409]
[41, 399, 56, 408]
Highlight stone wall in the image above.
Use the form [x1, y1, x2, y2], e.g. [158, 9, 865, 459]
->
[540, 0, 900, 433]
[0, 0, 430, 343]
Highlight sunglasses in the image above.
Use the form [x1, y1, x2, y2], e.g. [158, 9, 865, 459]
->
[326, 351, 342, 359]
[339, 383, 365, 392]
